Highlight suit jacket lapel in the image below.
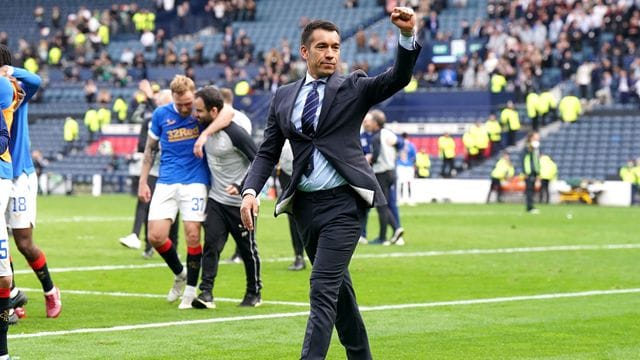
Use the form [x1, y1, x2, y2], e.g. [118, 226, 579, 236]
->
[316, 73, 339, 133]
[286, 79, 305, 122]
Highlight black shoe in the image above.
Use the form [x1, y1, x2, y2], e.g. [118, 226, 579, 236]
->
[239, 292, 262, 307]
[9, 289, 28, 309]
[287, 256, 305, 271]
[191, 292, 216, 309]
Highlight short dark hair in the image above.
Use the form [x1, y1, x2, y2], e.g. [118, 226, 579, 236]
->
[0, 44, 13, 67]
[195, 86, 224, 112]
[301, 20, 340, 47]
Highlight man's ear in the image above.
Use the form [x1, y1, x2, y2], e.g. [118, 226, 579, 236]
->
[300, 45, 308, 61]
[210, 107, 220, 120]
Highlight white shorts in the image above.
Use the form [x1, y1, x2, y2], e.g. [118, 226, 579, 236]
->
[0, 178, 13, 276]
[6, 172, 38, 229]
[396, 165, 415, 183]
[148, 183, 208, 222]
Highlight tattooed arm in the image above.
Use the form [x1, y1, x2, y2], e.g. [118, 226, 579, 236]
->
[137, 136, 159, 203]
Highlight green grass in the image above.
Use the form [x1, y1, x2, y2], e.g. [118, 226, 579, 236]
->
[8, 195, 640, 359]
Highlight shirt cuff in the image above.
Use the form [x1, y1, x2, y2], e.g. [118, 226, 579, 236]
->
[242, 189, 257, 198]
[399, 32, 416, 50]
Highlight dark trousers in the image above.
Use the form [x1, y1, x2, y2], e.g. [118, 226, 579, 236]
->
[530, 115, 540, 131]
[279, 171, 304, 257]
[293, 186, 372, 360]
[490, 140, 501, 156]
[539, 179, 550, 204]
[507, 130, 516, 147]
[487, 177, 503, 203]
[441, 157, 454, 178]
[375, 170, 400, 241]
[133, 175, 179, 251]
[201, 199, 262, 295]
[525, 175, 537, 211]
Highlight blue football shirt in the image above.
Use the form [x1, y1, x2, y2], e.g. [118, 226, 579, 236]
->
[149, 104, 210, 185]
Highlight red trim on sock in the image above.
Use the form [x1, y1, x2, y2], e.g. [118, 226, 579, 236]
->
[0, 288, 10, 298]
[155, 240, 173, 254]
[28, 252, 47, 271]
[187, 245, 202, 256]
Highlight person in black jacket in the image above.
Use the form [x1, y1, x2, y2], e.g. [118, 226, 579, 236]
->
[240, 8, 421, 359]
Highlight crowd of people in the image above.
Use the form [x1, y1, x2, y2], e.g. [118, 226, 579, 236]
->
[416, 0, 640, 107]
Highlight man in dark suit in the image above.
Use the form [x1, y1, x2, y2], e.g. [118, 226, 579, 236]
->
[240, 7, 421, 359]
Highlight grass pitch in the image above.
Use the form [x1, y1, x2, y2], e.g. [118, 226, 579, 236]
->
[7, 195, 640, 359]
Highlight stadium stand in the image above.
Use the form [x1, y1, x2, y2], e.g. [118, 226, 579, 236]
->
[2, 0, 640, 193]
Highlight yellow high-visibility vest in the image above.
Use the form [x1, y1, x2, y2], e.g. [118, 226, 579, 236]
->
[438, 136, 456, 159]
[500, 108, 521, 131]
[540, 155, 558, 180]
[416, 152, 430, 177]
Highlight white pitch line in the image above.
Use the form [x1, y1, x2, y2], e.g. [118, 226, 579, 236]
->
[37, 216, 133, 224]
[13, 243, 640, 275]
[9, 287, 640, 339]
[18, 287, 310, 307]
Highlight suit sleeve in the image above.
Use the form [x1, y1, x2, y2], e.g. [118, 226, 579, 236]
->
[224, 122, 257, 162]
[369, 131, 381, 165]
[242, 94, 286, 193]
[11, 67, 41, 103]
[357, 43, 421, 106]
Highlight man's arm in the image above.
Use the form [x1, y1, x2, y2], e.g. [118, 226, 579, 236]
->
[194, 104, 234, 158]
[240, 97, 286, 230]
[358, 7, 421, 106]
[138, 136, 158, 203]
[1, 66, 41, 103]
[224, 122, 257, 162]
[138, 108, 162, 203]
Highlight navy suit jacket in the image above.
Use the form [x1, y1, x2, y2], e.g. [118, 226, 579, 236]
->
[243, 43, 421, 216]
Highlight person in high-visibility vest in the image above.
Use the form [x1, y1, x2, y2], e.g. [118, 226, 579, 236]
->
[526, 92, 541, 130]
[463, 127, 479, 169]
[84, 107, 100, 143]
[112, 97, 128, 123]
[415, 148, 431, 178]
[97, 104, 112, 130]
[539, 153, 557, 204]
[485, 113, 502, 155]
[490, 71, 507, 93]
[620, 159, 638, 205]
[558, 94, 582, 123]
[438, 132, 456, 178]
[500, 100, 520, 146]
[487, 152, 514, 203]
[538, 90, 557, 126]
[470, 121, 489, 160]
[522, 131, 541, 213]
[63, 116, 79, 155]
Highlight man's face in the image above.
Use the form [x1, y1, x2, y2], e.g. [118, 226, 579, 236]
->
[363, 115, 379, 132]
[301, 29, 340, 79]
[173, 90, 194, 117]
[193, 97, 220, 125]
[193, 97, 213, 125]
